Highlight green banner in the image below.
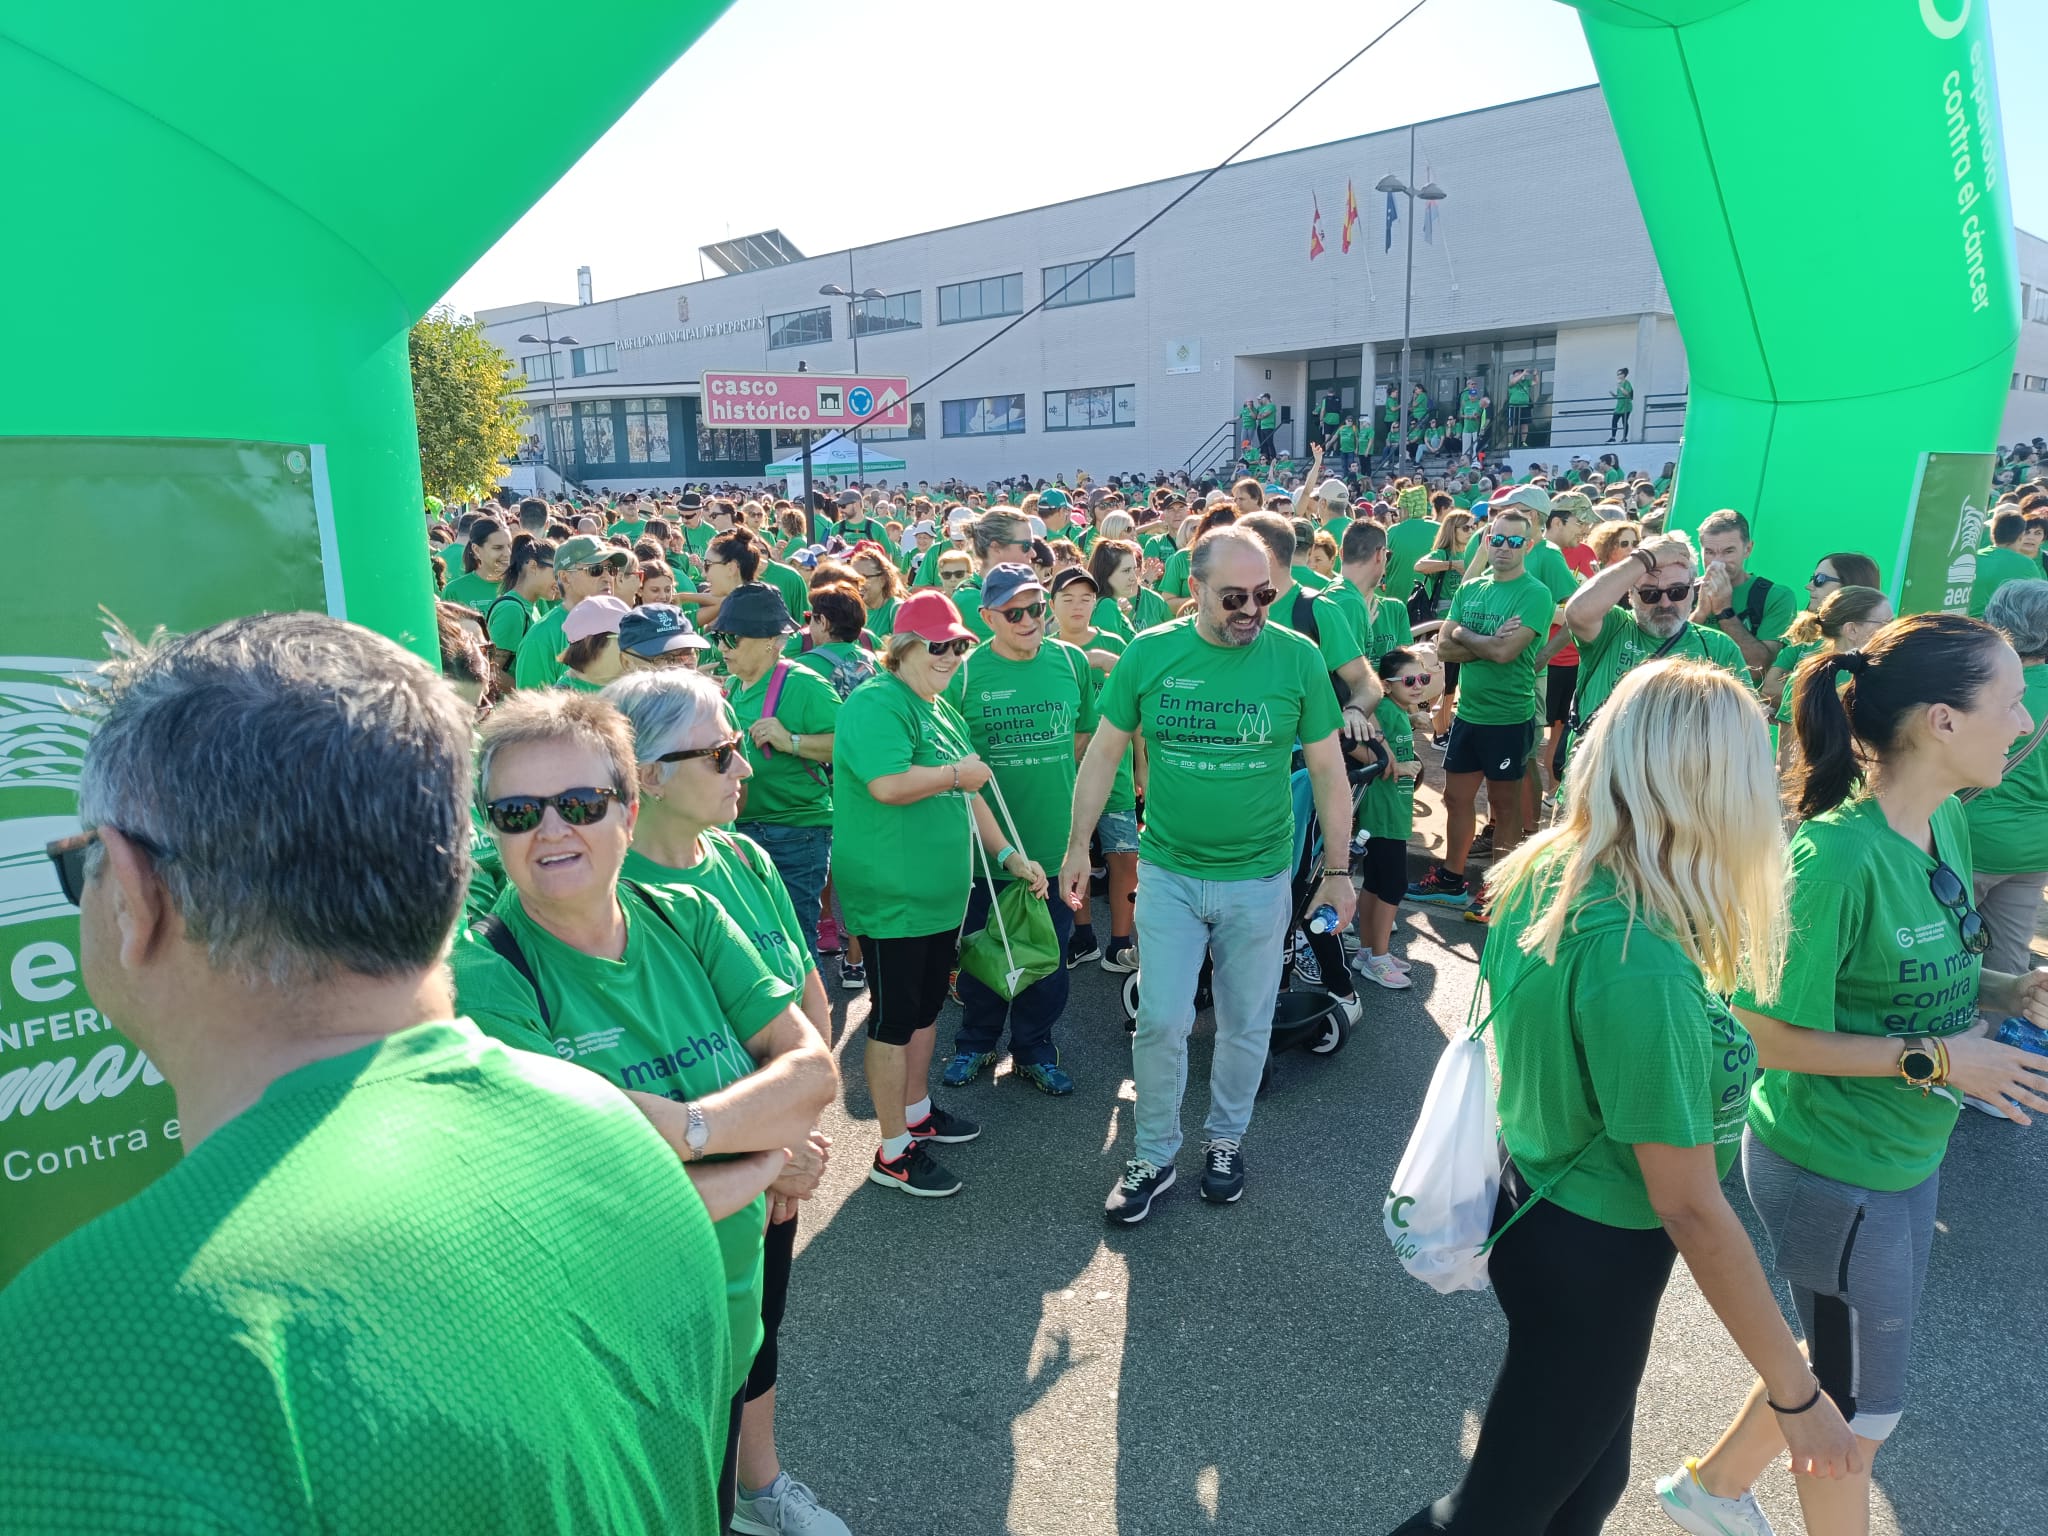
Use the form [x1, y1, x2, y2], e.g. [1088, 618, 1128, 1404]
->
[1896, 451, 1996, 619]
[0, 437, 336, 1286]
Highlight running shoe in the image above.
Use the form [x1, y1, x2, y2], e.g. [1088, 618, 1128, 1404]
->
[1015, 1059, 1076, 1096]
[1470, 826, 1495, 857]
[731, 1474, 852, 1536]
[839, 958, 866, 990]
[941, 1051, 998, 1087]
[1100, 941, 1140, 974]
[1654, 1461, 1778, 1536]
[1067, 935, 1104, 968]
[1199, 1139, 1246, 1203]
[1463, 898, 1490, 927]
[816, 916, 842, 956]
[1105, 1160, 1175, 1225]
[907, 1104, 981, 1143]
[867, 1142, 961, 1198]
[1289, 931, 1324, 988]
[1356, 952, 1413, 990]
[1405, 865, 1471, 908]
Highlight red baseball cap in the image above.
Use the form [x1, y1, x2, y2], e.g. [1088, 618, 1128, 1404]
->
[893, 590, 976, 644]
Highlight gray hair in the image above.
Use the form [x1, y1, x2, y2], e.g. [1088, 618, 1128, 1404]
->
[77, 613, 473, 986]
[602, 668, 731, 779]
[1190, 526, 1271, 586]
[476, 690, 639, 816]
[1987, 579, 2048, 660]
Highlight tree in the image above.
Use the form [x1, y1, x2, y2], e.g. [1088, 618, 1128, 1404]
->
[409, 306, 524, 502]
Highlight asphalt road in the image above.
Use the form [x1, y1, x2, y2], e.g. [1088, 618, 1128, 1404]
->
[765, 858, 2045, 1536]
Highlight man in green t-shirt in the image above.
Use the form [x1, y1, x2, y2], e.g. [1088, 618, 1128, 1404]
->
[1064, 528, 1355, 1224]
[1969, 509, 2046, 617]
[1331, 518, 1416, 666]
[941, 566, 1099, 1095]
[1240, 510, 1382, 732]
[1382, 499, 1440, 605]
[1695, 508, 1798, 679]
[0, 614, 747, 1535]
[1254, 394, 1279, 461]
[1609, 367, 1635, 443]
[1457, 378, 1485, 452]
[1409, 499, 1557, 915]
[1504, 367, 1537, 447]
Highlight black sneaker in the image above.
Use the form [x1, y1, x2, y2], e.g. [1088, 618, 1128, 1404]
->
[1405, 865, 1471, 909]
[839, 959, 866, 990]
[867, 1142, 962, 1198]
[1289, 931, 1323, 988]
[1470, 826, 1496, 858]
[1067, 933, 1103, 968]
[907, 1104, 981, 1144]
[1199, 1139, 1245, 1204]
[1105, 1160, 1176, 1225]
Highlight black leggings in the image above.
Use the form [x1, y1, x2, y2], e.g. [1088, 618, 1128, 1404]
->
[720, 1211, 800, 1521]
[1389, 1161, 1677, 1536]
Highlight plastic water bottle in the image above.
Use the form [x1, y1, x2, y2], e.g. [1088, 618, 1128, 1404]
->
[1995, 1017, 2048, 1057]
[1307, 903, 1341, 935]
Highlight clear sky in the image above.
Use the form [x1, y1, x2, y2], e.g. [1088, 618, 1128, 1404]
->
[441, 0, 2047, 318]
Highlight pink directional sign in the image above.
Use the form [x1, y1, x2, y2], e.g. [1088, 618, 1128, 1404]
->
[701, 370, 912, 430]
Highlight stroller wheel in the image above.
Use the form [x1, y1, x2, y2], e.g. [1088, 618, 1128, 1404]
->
[1309, 999, 1355, 1055]
[1121, 970, 1140, 1034]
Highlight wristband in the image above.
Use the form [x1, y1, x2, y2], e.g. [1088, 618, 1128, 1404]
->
[994, 845, 1017, 869]
[1633, 548, 1657, 575]
[950, 763, 960, 790]
[1766, 1384, 1823, 1415]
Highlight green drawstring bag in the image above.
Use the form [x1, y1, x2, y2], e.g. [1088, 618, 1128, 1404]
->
[955, 779, 1061, 1001]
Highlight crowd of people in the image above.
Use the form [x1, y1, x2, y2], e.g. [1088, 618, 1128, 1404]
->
[1, 435, 2045, 1536]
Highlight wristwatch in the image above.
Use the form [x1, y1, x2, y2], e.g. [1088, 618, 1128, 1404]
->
[1898, 1039, 1943, 1093]
[1714, 606, 1738, 623]
[682, 1100, 710, 1160]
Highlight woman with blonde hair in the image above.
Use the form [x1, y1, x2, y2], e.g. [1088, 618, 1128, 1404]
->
[1388, 659, 1857, 1536]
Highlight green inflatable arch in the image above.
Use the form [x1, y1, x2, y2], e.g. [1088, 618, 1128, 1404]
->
[1565, 0, 2019, 607]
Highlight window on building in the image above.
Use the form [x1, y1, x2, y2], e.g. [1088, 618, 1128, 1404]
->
[937, 274, 1023, 324]
[1045, 385, 1135, 431]
[2032, 287, 2048, 325]
[852, 291, 922, 336]
[767, 307, 833, 350]
[548, 401, 574, 463]
[623, 399, 671, 463]
[863, 402, 927, 441]
[571, 343, 617, 377]
[696, 424, 764, 464]
[942, 395, 1026, 436]
[2024, 375, 2048, 393]
[521, 353, 558, 383]
[1042, 253, 1135, 309]
[578, 400, 616, 464]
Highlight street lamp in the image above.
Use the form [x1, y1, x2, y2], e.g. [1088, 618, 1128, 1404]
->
[1374, 164, 1446, 472]
[819, 282, 889, 490]
[516, 329, 581, 486]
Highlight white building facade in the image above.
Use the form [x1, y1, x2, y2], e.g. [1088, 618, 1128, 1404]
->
[476, 86, 2044, 492]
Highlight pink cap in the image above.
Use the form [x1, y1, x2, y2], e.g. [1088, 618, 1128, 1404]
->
[562, 594, 631, 643]
[892, 589, 976, 644]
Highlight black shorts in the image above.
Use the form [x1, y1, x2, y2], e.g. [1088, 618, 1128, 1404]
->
[1444, 717, 1535, 781]
[1507, 403, 1532, 428]
[1360, 836, 1409, 906]
[1545, 664, 1579, 727]
[860, 930, 958, 1044]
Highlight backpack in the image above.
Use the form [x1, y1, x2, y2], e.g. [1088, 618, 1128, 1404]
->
[1290, 589, 1352, 709]
[470, 880, 687, 1031]
[798, 637, 878, 702]
[1739, 576, 1775, 636]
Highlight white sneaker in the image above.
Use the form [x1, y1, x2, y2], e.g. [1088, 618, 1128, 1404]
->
[731, 1473, 853, 1536]
[1356, 953, 1412, 990]
[1655, 1461, 1777, 1536]
[1384, 953, 1413, 973]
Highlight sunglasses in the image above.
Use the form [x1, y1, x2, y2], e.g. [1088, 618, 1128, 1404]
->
[926, 637, 975, 658]
[1392, 672, 1435, 687]
[940, 571, 969, 582]
[1928, 859, 1990, 955]
[1809, 572, 1842, 589]
[1635, 583, 1698, 605]
[657, 736, 744, 774]
[1218, 585, 1279, 612]
[1488, 533, 1529, 549]
[996, 601, 1048, 622]
[44, 826, 172, 907]
[484, 786, 620, 835]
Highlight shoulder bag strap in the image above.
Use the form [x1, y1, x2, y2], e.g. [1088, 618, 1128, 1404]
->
[761, 659, 791, 720]
[1741, 575, 1772, 635]
[470, 914, 550, 1030]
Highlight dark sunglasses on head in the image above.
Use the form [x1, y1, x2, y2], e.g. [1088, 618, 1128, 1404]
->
[1392, 671, 1435, 687]
[996, 601, 1048, 623]
[44, 826, 172, 907]
[484, 786, 619, 835]
[657, 736, 744, 774]
[926, 637, 975, 658]
[1635, 582, 1698, 605]
[1489, 533, 1528, 549]
[1928, 858, 1991, 955]
[1219, 585, 1279, 612]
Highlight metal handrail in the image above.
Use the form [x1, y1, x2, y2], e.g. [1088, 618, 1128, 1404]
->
[1182, 419, 1237, 479]
[1529, 391, 1687, 449]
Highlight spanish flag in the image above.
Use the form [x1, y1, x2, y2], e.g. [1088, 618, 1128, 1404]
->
[1310, 194, 1326, 261]
[1342, 179, 1358, 254]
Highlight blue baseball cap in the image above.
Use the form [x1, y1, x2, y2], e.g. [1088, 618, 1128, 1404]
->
[979, 562, 1047, 612]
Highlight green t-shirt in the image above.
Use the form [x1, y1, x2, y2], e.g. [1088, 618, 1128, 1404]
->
[1506, 377, 1532, 406]
[1098, 616, 1342, 879]
[1614, 380, 1634, 414]
[1458, 389, 1483, 425]
[1289, 563, 1331, 593]
[1159, 547, 1194, 599]
[1091, 589, 1173, 642]
[438, 569, 499, 612]
[943, 640, 1098, 873]
[0, 1020, 730, 1532]
[622, 828, 815, 990]
[761, 561, 809, 622]
[1741, 795, 1982, 1191]
[513, 602, 572, 689]
[485, 590, 535, 655]
[1772, 638, 1822, 724]
[450, 883, 795, 1395]
[1520, 539, 1582, 608]
[1964, 662, 2048, 874]
[1072, 629, 1137, 813]
[1255, 402, 1278, 429]
[1336, 425, 1358, 452]
[612, 519, 648, 543]
[1382, 518, 1439, 599]
[836, 515, 892, 549]
[1271, 581, 1368, 675]
[1360, 695, 1418, 840]
[955, 580, 991, 641]
[866, 594, 900, 642]
[1444, 570, 1557, 725]
[677, 521, 716, 557]
[1491, 861, 1757, 1231]
[831, 671, 977, 937]
[1572, 609, 1751, 739]
[464, 802, 506, 922]
[1729, 573, 1799, 646]
[727, 660, 840, 827]
[1969, 545, 2045, 618]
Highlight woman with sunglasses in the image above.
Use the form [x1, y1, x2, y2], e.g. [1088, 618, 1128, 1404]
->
[1584, 520, 1640, 569]
[438, 517, 513, 611]
[836, 590, 1047, 1199]
[1763, 553, 1885, 711]
[711, 584, 842, 976]
[1770, 585, 1893, 786]
[1661, 613, 2048, 1536]
[847, 542, 905, 642]
[602, 669, 853, 1536]
[449, 690, 838, 1531]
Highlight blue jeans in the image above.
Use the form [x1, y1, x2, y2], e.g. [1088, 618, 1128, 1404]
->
[954, 879, 1073, 1067]
[737, 820, 831, 961]
[1130, 860, 1291, 1168]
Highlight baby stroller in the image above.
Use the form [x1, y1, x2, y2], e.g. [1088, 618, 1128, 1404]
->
[1118, 740, 1388, 1074]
